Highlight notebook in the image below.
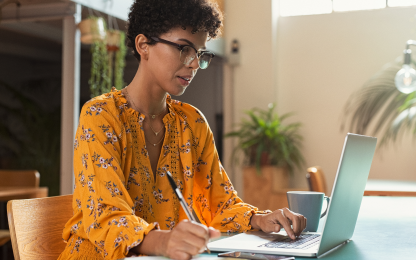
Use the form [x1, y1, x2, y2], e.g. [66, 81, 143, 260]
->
[208, 133, 377, 257]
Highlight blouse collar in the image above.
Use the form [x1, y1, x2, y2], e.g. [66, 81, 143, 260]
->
[113, 87, 176, 123]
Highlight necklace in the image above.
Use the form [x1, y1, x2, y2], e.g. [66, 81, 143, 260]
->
[124, 87, 166, 119]
[148, 121, 164, 136]
[125, 87, 166, 136]
[146, 135, 165, 147]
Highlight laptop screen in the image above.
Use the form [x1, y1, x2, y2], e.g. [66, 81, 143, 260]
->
[317, 134, 377, 256]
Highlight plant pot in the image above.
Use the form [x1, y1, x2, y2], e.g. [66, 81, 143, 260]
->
[78, 17, 106, 44]
[243, 166, 289, 210]
[106, 30, 121, 51]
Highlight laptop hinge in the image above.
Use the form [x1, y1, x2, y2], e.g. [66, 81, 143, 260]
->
[317, 239, 351, 258]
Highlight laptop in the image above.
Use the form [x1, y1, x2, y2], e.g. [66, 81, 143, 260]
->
[208, 133, 377, 258]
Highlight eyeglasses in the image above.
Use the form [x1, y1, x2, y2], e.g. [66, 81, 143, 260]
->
[148, 36, 215, 69]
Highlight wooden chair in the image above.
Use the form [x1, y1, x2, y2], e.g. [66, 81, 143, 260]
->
[7, 195, 73, 260]
[0, 230, 10, 246]
[0, 170, 41, 250]
[306, 166, 327, 195]
[0, 170, 40, 188]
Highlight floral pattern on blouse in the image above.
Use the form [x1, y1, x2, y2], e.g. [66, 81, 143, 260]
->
[59, 88, 264, 260]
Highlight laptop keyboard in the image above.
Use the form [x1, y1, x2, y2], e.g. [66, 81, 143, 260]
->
[258, 234, 321, 250]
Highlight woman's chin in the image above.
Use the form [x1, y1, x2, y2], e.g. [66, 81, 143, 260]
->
[169, 86, 187, 97]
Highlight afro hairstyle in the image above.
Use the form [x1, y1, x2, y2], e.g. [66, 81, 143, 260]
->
[126, 0, 223, 62]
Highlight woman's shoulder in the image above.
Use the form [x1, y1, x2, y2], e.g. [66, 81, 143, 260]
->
[79, 88, 128, 126]
[170, 97, 209, 128]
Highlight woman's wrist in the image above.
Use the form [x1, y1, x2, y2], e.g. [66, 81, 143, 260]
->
[250, 214, 263, 230]
[131, 229, 170, 256]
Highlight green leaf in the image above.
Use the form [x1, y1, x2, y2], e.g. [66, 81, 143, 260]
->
[225, 103, 304, 175]
[342, 59, 416, 147]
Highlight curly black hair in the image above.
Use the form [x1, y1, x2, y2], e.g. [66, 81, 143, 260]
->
[126, 0, 223, 62]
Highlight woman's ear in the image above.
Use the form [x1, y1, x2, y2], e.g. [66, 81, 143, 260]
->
[135, 34, 149, 60]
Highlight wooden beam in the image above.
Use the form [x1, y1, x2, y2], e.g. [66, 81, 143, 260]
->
[1, 2, 75, 23]
[1, 22, 62, 43]
[60, 3, 81, 195]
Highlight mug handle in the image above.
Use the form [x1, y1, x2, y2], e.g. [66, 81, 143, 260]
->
[320, 196, 330, 218]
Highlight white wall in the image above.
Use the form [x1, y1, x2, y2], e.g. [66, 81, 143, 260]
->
[224, 1, 416, 198]
[224, 0, 277, 197]
[277, 6, 416, 191]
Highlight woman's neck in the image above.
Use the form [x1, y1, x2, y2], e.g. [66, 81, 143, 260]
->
[127, 66, 167, 116]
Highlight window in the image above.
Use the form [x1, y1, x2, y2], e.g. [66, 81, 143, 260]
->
[388, 0, 416, 7]
[280, 0, 416, 17]
[280, 0, 332, 17]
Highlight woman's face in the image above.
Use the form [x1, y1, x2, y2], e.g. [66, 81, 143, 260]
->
[144, 27, 209, 96]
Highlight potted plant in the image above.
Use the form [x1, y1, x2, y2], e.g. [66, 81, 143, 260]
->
[342, 58, 415, 146]
[226, 103, 305, 209]
[78, 16, 106, 44]
[89, 31, 111, 97]
[107, 29, 127, 90]
[79, 17, 127, 97]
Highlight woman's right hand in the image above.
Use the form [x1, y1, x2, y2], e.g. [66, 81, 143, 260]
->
[162, 220, 220, 259]
[134, 220, 220, 260]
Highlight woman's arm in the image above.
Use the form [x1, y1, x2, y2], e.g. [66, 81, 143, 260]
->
[130, 220, 220, 259]
[192, 118, 306, 236]
[68, 100, 157, 259]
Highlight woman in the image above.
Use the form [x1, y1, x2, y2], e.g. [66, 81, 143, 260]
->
[58, 1, 306, 259]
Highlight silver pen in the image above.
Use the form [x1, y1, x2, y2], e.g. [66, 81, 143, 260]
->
[166, 171, 211, 254]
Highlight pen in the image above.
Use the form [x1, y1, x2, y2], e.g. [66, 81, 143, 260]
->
[166, 171, 211, 254]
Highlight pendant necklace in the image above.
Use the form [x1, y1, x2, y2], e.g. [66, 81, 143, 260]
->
[146, 136, 164, 147]
[124, 87, 166, 146]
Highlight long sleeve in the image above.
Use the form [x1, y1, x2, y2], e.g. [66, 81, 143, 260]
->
[191, 114, 265, 233]
[62, 100, 157, 259]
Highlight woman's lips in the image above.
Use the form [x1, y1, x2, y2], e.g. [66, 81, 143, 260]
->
[178, 76, 191, 86]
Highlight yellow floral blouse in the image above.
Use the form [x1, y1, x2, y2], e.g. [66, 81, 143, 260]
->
[58, 88, 262, 260]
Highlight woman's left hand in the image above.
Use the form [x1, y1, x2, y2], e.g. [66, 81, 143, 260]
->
[250, 208, 307, 240]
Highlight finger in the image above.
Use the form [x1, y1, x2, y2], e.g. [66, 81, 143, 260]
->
[273, 223, 282, 233]
[288, 210, 304, 237]
[296, 215, 306, 235]
[258, 213, 281, 233]
[208, 226, 221, 239]
[171, 250, 192, 260]
[183, 220, 210, 240]
[305, 217, 307, 229]
[172, 221, 208, 255]
[303, 217, 307, 232]
[263, 221, 281, 233]
[284, 208, 304, 237]
[280, 209, 296, 239]
[182, 233, 206, 253]
[177, 239, 204, 257]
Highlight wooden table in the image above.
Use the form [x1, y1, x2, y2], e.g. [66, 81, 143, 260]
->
[364, 179, 416, 196]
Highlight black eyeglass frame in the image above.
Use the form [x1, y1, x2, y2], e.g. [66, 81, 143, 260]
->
[147, 36, 215, 69]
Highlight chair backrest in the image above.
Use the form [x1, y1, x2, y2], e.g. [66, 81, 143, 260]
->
[0, 229, 11, 246]
[0, 170, 40, 187]
[306, 166, 327, 195]
[7, 195, 73, 260]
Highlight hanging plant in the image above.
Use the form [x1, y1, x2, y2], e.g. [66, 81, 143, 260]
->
[89, 30, 111, 98]
[79, 16, 127, 97]
[78, 16, 106, 44]
[113, 31, 127, 90]
[106, 30, 127, 90]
